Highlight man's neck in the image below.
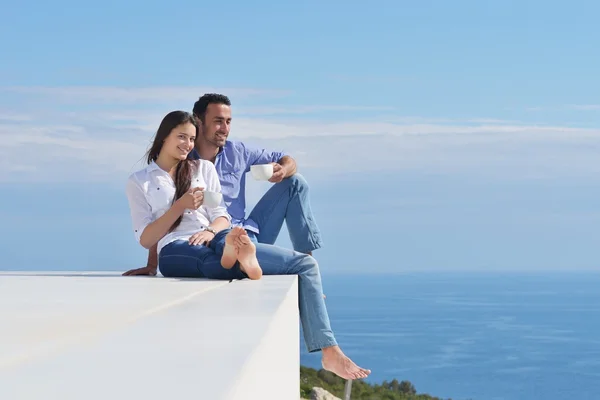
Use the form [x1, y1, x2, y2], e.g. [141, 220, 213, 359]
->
[195, 139, 221, 163]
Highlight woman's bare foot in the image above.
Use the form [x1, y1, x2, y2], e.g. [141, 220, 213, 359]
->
[235, 235, 262, 280]
[321, 346, 370, 380]
[222, 227, 244, 269]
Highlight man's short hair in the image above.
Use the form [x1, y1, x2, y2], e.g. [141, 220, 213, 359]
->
[193, 93, 231, 122]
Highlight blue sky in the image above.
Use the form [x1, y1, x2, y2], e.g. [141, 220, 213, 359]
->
[1, 0, 600, 272]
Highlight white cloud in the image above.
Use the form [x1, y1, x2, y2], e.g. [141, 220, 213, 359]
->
[1, 85, 600, 183]
[235, 105, 396, 115]
[568, 104, 600, 111]
[0, 113, 31, 122]
[1, 86, 290, 104]
[466, 118, 521, 124]
[232, 119, 599, 140]
[527, 104, 600, 111]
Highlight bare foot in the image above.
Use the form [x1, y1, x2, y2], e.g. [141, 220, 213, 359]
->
[321, 346, 370, 380]
[235, 235, 262, 280]
[222, 226, 244, 269]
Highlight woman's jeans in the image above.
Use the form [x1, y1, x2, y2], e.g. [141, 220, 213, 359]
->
[158, 229, 337, 353]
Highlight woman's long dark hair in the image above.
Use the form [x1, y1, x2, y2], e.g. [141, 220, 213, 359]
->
[145, 110, 198, 231]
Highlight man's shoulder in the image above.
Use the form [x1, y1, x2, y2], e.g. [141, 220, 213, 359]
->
[224, 140, 248, 152]
[223, 140, 270, 157]
[187, 148, 200, 160]
[220, 140, 254, 161]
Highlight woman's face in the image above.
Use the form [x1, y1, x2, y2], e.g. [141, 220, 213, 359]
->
[163, 122, 196, 161]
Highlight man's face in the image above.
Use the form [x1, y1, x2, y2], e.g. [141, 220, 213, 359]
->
[199, 103, 232, 147]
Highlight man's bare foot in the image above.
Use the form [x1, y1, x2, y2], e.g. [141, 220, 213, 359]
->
[222, 227, 244, 269]
[321, 346, 370, 380]
[235, 235, 262, 280]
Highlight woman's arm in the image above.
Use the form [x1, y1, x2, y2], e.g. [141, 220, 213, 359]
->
[208, 216, 230, 233]
[125, 176, 199, 249]
[138, 201, 186, 249]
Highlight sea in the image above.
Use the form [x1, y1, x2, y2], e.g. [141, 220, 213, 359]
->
[299, 272, 600, 400]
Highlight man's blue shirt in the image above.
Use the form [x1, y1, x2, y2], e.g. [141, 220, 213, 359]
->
[189, 140, 286, 233]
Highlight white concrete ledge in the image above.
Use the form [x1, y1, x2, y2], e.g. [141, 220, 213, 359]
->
[0, 272, 299, 400]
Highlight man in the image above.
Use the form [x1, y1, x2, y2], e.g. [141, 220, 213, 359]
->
[124, 93, 323, 276]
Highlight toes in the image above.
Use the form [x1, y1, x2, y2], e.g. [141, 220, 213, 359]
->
[233, 226, 246, 237]
[236, 236, 253, 248]
[358, 368, 370, 378]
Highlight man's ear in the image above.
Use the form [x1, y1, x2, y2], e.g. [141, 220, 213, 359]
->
[193, 115, 203, 136]
[196, 123, 203, 139]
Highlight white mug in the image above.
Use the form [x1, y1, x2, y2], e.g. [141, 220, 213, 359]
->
[202, 190, 223, 208]
[251, 164, 274, 181]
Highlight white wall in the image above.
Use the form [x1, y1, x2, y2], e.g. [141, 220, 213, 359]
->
[0, 272, 300, 400]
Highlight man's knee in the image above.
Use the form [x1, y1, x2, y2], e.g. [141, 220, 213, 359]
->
[284, 173, 309, 192]
[298, 254, 319, 274]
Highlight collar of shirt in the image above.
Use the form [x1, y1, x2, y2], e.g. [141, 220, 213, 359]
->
[146, 160, 164, 173]
[188, 142, 254, 229]
[188, 140, 287, 233]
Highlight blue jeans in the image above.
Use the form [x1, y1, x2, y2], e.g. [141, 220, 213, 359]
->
[246, 174, 323, 254]
[158, 229, 337, 353]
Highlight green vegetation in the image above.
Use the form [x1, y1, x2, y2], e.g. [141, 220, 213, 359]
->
[300, 366, 456, 400]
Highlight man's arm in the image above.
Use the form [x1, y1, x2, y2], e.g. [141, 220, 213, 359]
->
[277, 155, 297, 178]
[268, 155, 296, 183]
[243, 142, 296, 183]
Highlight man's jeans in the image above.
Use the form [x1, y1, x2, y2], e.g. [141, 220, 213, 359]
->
[158, 229, 337, 353]
[246, 174, 323, 254]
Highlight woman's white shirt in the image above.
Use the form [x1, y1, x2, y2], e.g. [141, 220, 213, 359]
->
[125, 159, 231, 254]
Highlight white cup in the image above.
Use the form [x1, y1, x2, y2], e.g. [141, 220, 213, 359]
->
[202, 190, 223, 208]
[251, 164, 274, 180]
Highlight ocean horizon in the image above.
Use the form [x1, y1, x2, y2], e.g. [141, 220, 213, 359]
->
[300, 271, 600, 400]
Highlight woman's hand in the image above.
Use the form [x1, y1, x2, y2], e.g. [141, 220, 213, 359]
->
[122, 266, 157, 276]
[189, 230, 215, 246]
[176, 187, 204, 211]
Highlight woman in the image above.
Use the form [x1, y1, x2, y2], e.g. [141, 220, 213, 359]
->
[125, 110, 370, 380]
